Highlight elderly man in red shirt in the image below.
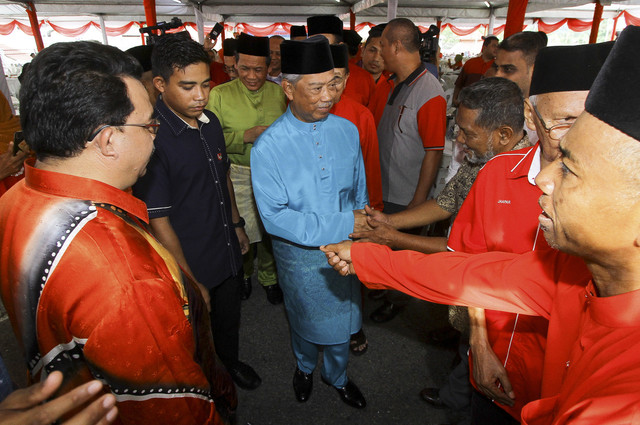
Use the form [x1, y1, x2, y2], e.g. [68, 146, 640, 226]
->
[323, 25, 640, 425]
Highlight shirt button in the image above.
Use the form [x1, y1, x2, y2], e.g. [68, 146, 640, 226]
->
[220, 202, 223, 205]
[319, 155, 322, 158]
[321, 167, 325, 170]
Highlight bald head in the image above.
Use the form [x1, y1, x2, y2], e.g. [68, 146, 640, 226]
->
[384, 18, 421, 53]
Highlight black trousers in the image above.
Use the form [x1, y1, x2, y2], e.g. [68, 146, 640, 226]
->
[471, 390, 520, 425]
[208, 273, 242, 368]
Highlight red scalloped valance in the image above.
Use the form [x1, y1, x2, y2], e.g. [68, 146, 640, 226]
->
[0, 15, 637, 40]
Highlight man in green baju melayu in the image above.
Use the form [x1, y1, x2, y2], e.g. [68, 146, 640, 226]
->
[206, 32, 286, 304]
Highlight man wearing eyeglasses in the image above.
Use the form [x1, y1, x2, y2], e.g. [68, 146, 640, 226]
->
[447, 42, 613, 424]
[0, 41, 237, 424]
[133, 34, 261, 392]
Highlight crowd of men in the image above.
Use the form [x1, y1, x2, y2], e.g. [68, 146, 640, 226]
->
[0, 10, 638, 425]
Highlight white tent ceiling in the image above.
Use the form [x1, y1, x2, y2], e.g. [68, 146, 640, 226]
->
[0, 0, 639, 26]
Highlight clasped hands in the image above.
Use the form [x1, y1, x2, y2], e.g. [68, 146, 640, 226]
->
[351, 205, 400, 247]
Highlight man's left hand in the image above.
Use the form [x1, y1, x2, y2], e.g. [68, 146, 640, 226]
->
[235, 227, 250, 255]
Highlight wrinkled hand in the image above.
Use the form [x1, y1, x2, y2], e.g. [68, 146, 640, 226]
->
[363, 204, 391, 226]
[0, 371, 118, 425]
[320, 241, 354, 276]
[353, 209, 372, 233]
[471, 344, 515, 406]
[243, 126, 269, 144]
[350, 218, 400, 248]
[0, 143, 26, 180]
[235, 227, 250, 255]
[196, 282, 212, 312]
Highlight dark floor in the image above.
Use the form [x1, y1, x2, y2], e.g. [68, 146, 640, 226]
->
[1, 284, 471, 425]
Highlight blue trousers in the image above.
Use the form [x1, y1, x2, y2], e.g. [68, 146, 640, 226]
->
[291, 331, 349, 388]
[0, 354, 14, 403]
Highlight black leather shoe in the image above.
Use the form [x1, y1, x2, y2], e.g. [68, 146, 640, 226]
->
[227, 361, 261, 390]
[293, 367, 313, 402]
[370, 301, 402, 323]
[427, 326, 461, 345]
[420, 387, 447, 409]
[264, 283, 283, 305]
[367, 289, 387, 300]
[322, 377, 366, 409]
[241, 277, 252, 300]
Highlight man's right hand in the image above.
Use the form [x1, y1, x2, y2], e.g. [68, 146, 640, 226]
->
[243, 126, 269, 144]
[320, 241, 354, 276]
[0, 371, 118, 425]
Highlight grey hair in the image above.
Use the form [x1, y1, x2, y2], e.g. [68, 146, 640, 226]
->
[458, 77, 524, 134]
[282, 73, 303, 86]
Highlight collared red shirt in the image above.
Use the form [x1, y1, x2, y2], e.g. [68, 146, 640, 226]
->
[447, 142, 550, 420]
[352, 244, 640, 425]
[134, 97, 241, 289]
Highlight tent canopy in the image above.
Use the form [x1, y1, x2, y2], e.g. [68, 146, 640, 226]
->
[1, 0, 639, 25]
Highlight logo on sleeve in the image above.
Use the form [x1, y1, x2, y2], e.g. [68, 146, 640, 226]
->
[497, 200, 511, 204]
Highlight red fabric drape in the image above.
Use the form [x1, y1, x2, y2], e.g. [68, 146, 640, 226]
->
[443, 23, 484, 36]
[504, 0, 529, 38]
[624, 10, 640, 26]
[537, 18, 568, 33]
[48, 21, 93, 37]
[235, 22, 291, 36]
[493, 24, 506, 35]
[355, 22, 374, 32]
[0, 19, 35, 36]
[566, 19, 595, 32]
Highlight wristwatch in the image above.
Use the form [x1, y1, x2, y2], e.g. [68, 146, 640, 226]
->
[232, 217, 245, 228]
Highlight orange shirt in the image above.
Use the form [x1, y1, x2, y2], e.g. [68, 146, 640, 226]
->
[368, 73, 393, 128]
[0, 160, 235, 425]
[454, 56, 495, 90]
[343, 63, 376, 107]
[331, 96, 383, 210]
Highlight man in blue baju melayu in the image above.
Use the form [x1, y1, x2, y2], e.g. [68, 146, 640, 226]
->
[251, 36, 369, 409]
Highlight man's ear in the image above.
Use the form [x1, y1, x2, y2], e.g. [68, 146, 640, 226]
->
[524, 99, 537, 133]
[496, 125, 515, 147]
[153, 76, 166, 94]
[282, 80, 295, 102]
[90, 126, 118, 160]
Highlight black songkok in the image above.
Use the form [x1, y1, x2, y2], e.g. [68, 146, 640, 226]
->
[368, 23, 387, 39]
[529, 42, 613, 96]
[330, 44, 349, 69]
[223, 39, 238, 57]
[236, 32, 270, 57]
[585, 25, 640, 142]
[281, 36, 334, 75]
[290, 25, 307, 38]
[343, 30, 362, 49]
[307, 15, 343, 38]
[126, 45, 153, 73]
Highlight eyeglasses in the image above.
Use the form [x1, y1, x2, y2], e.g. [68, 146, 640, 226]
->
[88, 118, 160, 141]
[531, 103, 573, 141]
